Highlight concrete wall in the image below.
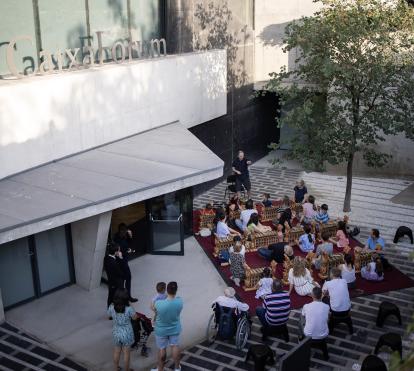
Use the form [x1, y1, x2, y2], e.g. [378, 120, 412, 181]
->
[0, 50, 226, 179]
[71, 212, 112, 291]
[254, 0, 320, 83]
[254, 0, 414, 177]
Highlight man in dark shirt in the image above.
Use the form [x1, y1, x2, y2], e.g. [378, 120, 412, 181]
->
[103, 243, 125, 309]
[113, 223, 138, 302]
[257, 242, 293, 263]
[232, 150, 252, 199]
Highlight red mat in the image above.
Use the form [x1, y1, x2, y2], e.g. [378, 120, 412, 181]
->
[193, 211, 414, 313]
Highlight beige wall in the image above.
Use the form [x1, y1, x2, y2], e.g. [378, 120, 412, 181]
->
[254, 0, 320, 83]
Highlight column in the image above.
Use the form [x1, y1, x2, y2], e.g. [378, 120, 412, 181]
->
[71, 211, 112, 290]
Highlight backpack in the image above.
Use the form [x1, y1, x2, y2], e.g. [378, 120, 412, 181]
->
[217, 305, 236, 340]
[218, 249, 230, 263]
[349, 226, 360, 237]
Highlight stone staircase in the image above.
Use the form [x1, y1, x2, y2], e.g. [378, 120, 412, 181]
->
[185, 165, 414, 370]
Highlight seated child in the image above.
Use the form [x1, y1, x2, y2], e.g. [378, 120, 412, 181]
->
[330, 220, 349, 250]
[255, 267, 273, 299]
[301, 195, 317, 224]
[361, 254, 384, 281]
[298, 225, 315, 253]
[277, 196, 291, 216]
[150, 282, 167, 323]
[313, 232, 333, 269]
[246, 214, 272, 234]
[276, 224, 284, 243]
[262, 193, 272, 208]
[315, 204, 330, 224]
[201, 202, 215, 215]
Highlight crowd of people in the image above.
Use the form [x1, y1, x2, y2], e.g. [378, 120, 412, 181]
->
[102, 149, 393, 370]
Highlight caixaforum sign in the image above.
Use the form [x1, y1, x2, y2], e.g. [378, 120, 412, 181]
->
[5, 31, 167, 79]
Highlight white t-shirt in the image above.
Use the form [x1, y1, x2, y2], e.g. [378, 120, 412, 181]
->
[216, 221, 230, 238]
[322, 278, 351, 312]
[302, 301, 330, 339]
[214, 295, 249, 312]
[229, 245, 246, 257]
[240, 209, 258, 229]
[340, 265, 356, 283]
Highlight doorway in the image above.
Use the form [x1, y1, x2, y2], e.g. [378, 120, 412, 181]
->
[108, 188, 193, 258]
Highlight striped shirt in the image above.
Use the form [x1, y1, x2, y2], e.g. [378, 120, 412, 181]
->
[315, 211, 329, 224]
[263, 291, 291, 326]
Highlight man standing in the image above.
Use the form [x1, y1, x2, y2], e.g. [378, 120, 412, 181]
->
[114, 223, 138, 302]
[232, 150, 252, 199]
[300, 287, 330, 339]
[103, 243, 125, 309]
[151, 282, 183, 371]
[256, 279, 291, 341]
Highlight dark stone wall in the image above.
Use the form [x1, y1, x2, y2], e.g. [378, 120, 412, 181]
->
[166, 0, 280, 195]
[190, 91, 280, 194]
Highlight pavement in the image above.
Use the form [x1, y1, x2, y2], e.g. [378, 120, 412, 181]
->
[5, 237, 228, 371]
[3, 151, 414, 371]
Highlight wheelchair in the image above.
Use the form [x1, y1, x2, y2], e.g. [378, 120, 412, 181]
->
[206, 303, 251, 350]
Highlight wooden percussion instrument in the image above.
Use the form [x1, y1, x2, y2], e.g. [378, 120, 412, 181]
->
[287, 226, 304, 245]
[260, 206, 279, 222]
[199, 213, 215, 230]
[250, 230, 278, 251]
[244, 267, 266, 291]
[213, 236, 234, 257]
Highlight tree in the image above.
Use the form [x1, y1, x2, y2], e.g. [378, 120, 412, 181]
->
[264, 0, 414, 211]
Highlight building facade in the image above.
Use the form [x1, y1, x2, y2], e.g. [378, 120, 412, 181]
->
[1, 0, 411, 317]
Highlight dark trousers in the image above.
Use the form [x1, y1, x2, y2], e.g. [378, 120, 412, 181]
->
[120, 261, 132, 298]
[107, 285, 117, 308]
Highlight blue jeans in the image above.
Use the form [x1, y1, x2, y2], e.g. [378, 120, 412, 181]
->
[256, 307, 268, 327]
[257, 247, 273, 261]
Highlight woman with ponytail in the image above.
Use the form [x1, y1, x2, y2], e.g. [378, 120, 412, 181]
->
[298, 225, 315, 252]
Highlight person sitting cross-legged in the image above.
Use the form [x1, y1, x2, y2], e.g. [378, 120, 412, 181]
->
[256, 279, 291, 340]
[313, 232, 333, 270]
[297, 225, 316, 253]
[288, 257, 320, 296]
[361, 253, 384, 281]
[299, 287, 330, 340]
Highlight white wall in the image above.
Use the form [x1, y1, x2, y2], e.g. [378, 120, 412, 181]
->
[0, 50, 227, 179]
[254, 0, 320, 83]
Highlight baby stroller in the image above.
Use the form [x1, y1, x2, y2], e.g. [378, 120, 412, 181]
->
[131, 312, 153, 357]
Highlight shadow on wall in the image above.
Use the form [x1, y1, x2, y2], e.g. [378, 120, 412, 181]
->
[257, 22, 297, 74]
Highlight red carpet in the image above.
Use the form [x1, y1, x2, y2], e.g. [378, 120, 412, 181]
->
[193, 211, 414, 313]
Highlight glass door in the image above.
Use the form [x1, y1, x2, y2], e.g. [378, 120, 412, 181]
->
[0, 237, 36, 308]
[148, 192, 184, 255]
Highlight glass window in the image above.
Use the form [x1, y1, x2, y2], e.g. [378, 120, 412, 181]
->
[129, 0, 162, 40]
[88, 0, 129, 60]
[35, 226, 71, 294]
[38, 0, 88, 58]
[0, 0, 38, 76]
[0, 238, 35, 308]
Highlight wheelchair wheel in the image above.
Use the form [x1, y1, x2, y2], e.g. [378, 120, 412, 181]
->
[235, 316, 250, 350]
[206, 313, 218, 345]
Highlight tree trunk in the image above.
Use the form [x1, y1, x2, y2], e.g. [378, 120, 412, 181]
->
[343, 153, 354, 212]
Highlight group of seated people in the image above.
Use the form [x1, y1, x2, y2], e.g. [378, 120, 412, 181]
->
[204, 179, 387, 290]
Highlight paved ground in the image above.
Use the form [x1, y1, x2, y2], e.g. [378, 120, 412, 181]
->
[0, 321, 87, 371]
[5, 237, 227, 371]
[186, 160, 414, 371]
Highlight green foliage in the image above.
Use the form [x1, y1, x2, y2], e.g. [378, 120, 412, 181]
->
[265, 0, 414, 174]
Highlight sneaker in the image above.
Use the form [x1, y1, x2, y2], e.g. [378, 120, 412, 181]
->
[174, 368, 181, 371]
